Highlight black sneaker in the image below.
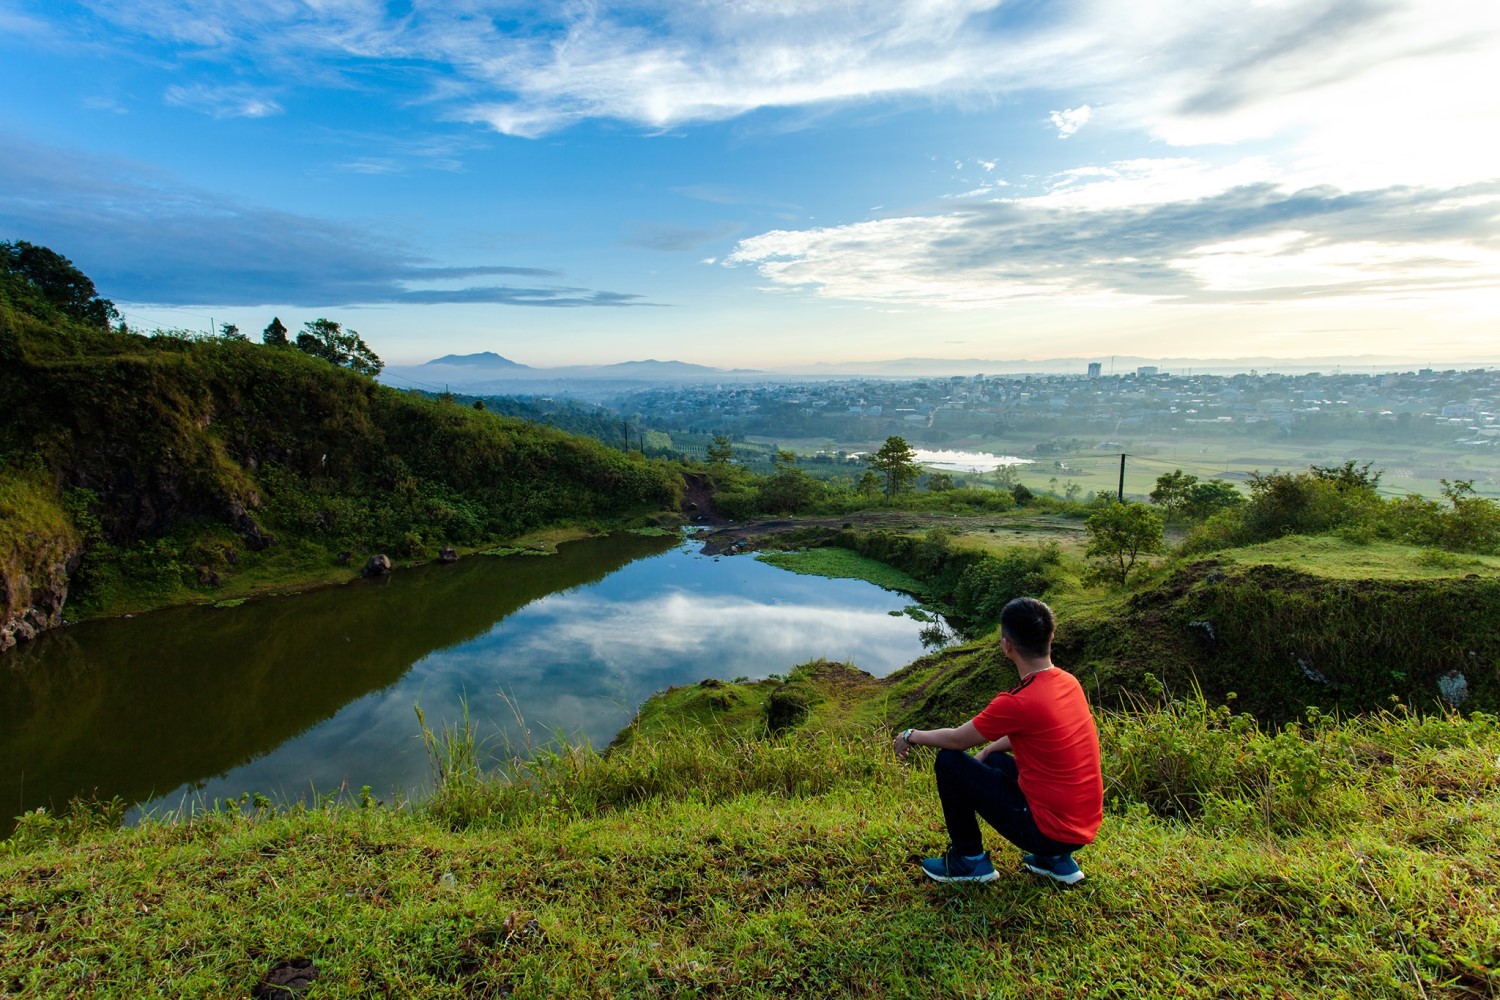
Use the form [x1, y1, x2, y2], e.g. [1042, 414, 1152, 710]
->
[1021, 852, 1085, 885]
[920, 848, 998, 883]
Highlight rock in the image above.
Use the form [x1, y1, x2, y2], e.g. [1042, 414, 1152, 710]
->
[336, 551, 352, 566]
[228, 500, 276, 551]
[24, 608, 47, 630]
[363, 554, 392, 577]
[195, 565, 221, 587]
[11, 621, 36, 643]
[438, 546, 458, 563]
[0, 628, 13, 653]
[1438, 670, 1469, 707]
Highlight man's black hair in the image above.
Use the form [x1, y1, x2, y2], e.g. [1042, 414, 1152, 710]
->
[1000, 597, 1054, 659]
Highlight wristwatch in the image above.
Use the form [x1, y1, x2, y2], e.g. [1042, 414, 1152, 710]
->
[900, 728, 915, 744]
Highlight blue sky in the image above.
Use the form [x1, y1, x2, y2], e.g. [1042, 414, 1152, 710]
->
[2, 0, 1497, 369]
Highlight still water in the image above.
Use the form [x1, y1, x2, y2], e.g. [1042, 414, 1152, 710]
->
[911, 449, 1033, 473]
[1, 533, 935, 822]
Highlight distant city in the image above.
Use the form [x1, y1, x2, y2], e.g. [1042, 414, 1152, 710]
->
[612, 366, 1499, 450]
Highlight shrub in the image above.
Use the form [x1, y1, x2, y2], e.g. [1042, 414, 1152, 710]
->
[952, 543, 1063, 626]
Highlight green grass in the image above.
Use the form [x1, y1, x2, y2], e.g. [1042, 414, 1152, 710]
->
[1216, 535, 1500, 580]
[756, 547, 929, 596]
[4, 697, 1496, 998]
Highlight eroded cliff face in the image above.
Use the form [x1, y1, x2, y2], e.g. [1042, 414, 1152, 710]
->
[0, 530, 81, 653]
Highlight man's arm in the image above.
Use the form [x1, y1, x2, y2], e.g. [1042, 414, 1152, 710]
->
[894, 720, 986, 758]
[982, 735, 1012, 756]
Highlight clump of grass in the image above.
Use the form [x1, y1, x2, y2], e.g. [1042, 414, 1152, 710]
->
[756, 547, 927, 595]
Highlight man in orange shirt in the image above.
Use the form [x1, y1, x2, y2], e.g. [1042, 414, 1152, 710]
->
[894, 597, 1103, 885]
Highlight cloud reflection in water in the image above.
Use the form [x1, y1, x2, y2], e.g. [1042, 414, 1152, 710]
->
[142, 546, 933, 814]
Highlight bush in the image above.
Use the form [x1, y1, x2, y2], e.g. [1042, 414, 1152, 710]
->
[952, 543, 1063, 626]
[1102, 690, 1343, 831]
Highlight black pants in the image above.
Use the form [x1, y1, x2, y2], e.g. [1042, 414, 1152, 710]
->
[936, 749, 1084, 857]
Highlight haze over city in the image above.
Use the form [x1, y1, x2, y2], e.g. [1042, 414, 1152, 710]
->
[3, 0, 1498, 370]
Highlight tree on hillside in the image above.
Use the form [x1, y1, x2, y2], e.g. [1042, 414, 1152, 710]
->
[870, 436, 920, 499]
[0, 240, 119, 328]
[707, 434, 734, 466]
[759, 449, 819, 513]
[1085, 500, 1164, 586]
[219, 322, 245, 341]
[262, 317, 289, 346]
[1182, 480, 1244, 521]
[1149, 469, 1198, 518]
[1311, 459, 1382, 491]
[296, 318, 383, 376]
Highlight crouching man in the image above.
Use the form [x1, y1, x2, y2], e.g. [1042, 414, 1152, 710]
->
[895, 597, 1102, 885]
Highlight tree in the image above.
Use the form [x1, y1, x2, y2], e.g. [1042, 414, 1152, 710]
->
[926, 472, 956, 492]
[262, 317, 289, 346]
[869, 436, 920, 499]
[0, 240, 119, 327]
[295, 318, 384, 376]
[1310, 460, 1382, 491]
[1183, 480, 1244, 521]
[707, 434, 734, 466]
[1149, 469, 1199, 518]
[759, 449, 819, 513]
[1085, 501, 1164, 585]
[219, 322, 245, 341]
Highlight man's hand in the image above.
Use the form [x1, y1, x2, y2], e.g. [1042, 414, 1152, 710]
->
[893, 729, 915, 759]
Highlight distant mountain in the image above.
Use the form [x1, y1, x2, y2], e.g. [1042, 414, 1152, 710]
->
[593, 359, 722, 376]
[423, 352, 529, 369]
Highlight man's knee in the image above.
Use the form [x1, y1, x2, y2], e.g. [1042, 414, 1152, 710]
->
[934, 747, 967, 778]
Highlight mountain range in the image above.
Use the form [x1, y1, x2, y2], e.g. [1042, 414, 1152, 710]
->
[384, 350, 1497, 397]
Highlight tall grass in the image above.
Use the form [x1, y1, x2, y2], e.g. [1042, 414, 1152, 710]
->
[4, 699, 1497, 997]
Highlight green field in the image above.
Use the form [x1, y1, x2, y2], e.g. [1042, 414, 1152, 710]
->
[752, 431, 1498, 502]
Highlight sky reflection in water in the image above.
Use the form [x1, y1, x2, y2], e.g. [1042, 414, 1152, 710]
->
[141, 540, 932, 815]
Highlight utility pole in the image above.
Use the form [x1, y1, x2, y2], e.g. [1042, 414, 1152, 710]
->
[1118, 453, 1126, 501]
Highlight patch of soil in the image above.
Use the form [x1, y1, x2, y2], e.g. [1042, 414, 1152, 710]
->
[680, 473, 729, 527]
[253, 958, 318, 998]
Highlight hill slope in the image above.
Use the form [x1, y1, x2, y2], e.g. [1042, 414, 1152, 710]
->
[2, 672, 1495, 997]
[0, 283, 680, 641]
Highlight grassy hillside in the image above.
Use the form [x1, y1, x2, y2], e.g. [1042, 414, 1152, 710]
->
[0, 285, 681, 626]
[2, 665, 1495, 997]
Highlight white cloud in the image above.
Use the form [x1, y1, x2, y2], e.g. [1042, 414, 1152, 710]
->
[725, 163, 1500, 310]
[57, 0, 1500, 191]
[164, 83, 282, 119]
[1049, 104, 1091, 138]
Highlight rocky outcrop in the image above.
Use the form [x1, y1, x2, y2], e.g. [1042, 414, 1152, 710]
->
[1, 555, 77, 654]
[363, 554, 392, 577]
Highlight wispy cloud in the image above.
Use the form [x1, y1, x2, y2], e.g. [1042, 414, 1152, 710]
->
[624, 221, 741, 252]
[0, 134, 654, 308]
[44, 1, 1495, 189]
[164, 83, 283, 119]
[725, 164, 1500, 308]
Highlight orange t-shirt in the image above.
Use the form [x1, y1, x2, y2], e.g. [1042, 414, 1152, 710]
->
[971, 668, 1103, 845]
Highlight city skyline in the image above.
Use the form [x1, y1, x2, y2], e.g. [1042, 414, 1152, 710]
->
[2, 1, 1498, 369]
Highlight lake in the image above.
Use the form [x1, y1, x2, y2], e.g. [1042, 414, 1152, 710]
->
[911, 448, 1033, 473]
[0, 532, 937, 824]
